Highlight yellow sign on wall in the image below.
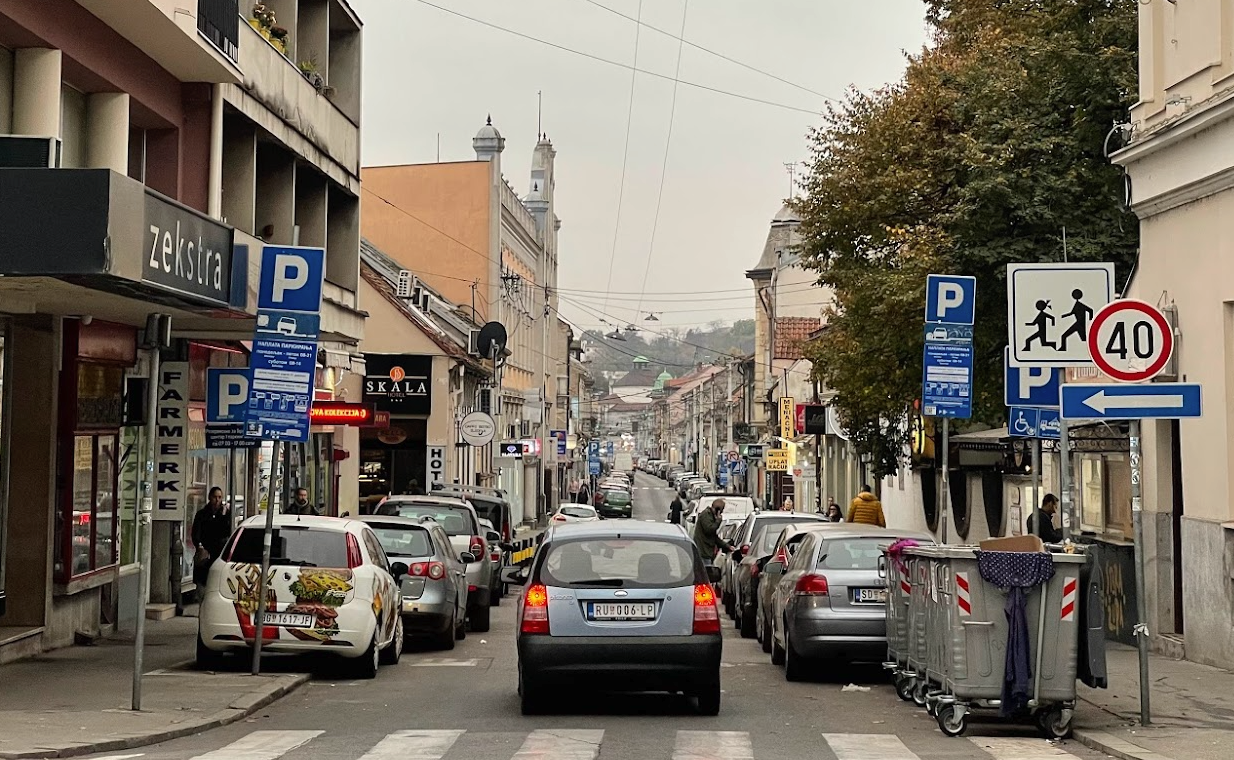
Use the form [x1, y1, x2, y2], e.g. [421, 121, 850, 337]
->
[779, 396, 796, 439]
[766, 448, 790, 472]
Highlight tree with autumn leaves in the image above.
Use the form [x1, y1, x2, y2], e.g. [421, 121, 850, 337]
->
[794, 0, 1140, 477]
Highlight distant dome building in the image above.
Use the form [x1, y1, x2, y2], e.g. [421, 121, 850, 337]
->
[653, 370, 673, 391]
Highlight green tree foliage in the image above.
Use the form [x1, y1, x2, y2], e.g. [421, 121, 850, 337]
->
[795, 0, 1139, 477]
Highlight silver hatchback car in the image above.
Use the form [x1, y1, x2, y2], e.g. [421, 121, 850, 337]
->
[506, 521, 723, 715]
[358, 515, 471, 649]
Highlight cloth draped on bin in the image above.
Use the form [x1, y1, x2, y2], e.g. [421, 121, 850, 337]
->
[887, 538, 921, 576]
[977, 550, 1055, 716]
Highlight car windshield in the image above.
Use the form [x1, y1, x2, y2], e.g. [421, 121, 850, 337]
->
[817, 538, 891, 570]
[377, 502, 475, 536]
[753, 525, 791, 555]
[228, 527, 346, 567]
[559, 506, 595, 518]
[366, 524, 433, 558]
[541, 538, 696, 589]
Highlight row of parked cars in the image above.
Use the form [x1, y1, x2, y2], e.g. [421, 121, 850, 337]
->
[640, 459, 718, 502]
[195, 485, 518, 679]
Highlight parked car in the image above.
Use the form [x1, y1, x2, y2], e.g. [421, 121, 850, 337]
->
[729, 513, 831, 637]
[504, 521, 723, 715]
[376, 496, 497, 632]
[756, 523, 836, 654]
[196, 516, 403, 677]
[551, 504, 600, 524]
[769, 526, 935, 680]
[358, 515, 470, 649]
[684, 495, 756, 536]
[477, 517, 508, 605]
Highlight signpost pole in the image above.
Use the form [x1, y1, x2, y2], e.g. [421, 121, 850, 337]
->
[132, 315, 166, 711]
[251, 440, 281, 675]
[1031, 437, 1042, 532]
[1059, 418, 1072, 541]
[1129, 419, 1151, 725]
[939, 418, 950, 544]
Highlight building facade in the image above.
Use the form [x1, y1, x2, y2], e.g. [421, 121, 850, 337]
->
[0, 0, 366, 663]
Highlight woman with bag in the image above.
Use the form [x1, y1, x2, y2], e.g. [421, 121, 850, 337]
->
[191, 486, 232, 589]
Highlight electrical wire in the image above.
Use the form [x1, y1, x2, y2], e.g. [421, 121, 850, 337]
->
[579, 0, 838, 102]
[601, 0, 645, 319]
[633, 0, 689, 321]
[362, 186, 503, 270]
[412, 0, 823, 116]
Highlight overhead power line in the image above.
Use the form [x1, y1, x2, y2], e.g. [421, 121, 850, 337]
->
[580, 0, 838, 102]
[601, 0, 645, 318]
[413, 0, 823, 116]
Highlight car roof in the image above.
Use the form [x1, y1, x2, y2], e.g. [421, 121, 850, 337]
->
[383, 495, 473, 508]
[789, 524, 936, 542]
[354, 514, 434, 529]
[239, 515, 362, 531]
[546, 521, 690, 541]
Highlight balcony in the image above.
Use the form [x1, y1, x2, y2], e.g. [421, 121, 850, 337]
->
[75, 0, 242, 83]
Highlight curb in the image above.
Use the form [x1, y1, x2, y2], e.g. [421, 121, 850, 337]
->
[0, 673, 311, 760]
[1074, 729, 1178, 760]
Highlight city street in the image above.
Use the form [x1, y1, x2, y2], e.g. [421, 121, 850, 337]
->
[70, 473, 1111, 760]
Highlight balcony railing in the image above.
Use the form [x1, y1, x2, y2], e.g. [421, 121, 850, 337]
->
[198, 0, 240, 62]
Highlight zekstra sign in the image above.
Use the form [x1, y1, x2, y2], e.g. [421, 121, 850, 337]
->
[362, 354, 433, 415]
[143, 191, 234, 305]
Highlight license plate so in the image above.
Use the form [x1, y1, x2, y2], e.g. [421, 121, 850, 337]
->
[264, 612, 314, 627]
[587, 602, 655, 621]
[853, 588, 888, 604]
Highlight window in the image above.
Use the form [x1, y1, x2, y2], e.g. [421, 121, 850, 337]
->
[58, 434, 119, 579]
[361, 529, 389, 567]
[368, 524, 432, 558]
[541, 538, 695, 589]
[228, 527, 347, 567]
[377, 501, 476, 535]
[1078, 453, 1132, 538]
[817, 539, 889, 570]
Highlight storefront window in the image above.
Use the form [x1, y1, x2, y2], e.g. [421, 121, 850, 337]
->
[0, 325, 8, 610]
[61, 433, 119, 578]
[1077, 452, 1132, 538]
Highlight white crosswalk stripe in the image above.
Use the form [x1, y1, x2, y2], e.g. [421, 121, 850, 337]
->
[355, 730, 463, 760]
[190, 730, 322, 760]
[672, 730, 754, 760]
[968, 737, 1074, 759]
[509, 729, 604, 759]
[824, 733, 921, 760]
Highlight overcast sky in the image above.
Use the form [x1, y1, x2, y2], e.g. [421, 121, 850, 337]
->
[354, 0, 929, 332]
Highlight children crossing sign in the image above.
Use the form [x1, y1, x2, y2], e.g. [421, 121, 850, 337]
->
[1006, 262, 1115, 367]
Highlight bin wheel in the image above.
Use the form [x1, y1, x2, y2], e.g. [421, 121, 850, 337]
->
[895, 676, 915, 702]
[912, 681, 928, 706]
[926, 697, 939, 717]
[1036, 708, 1073, 740]
[936, 705, 967, 737]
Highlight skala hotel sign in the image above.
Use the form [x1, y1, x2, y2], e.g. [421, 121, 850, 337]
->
[362, 354, 433, 415]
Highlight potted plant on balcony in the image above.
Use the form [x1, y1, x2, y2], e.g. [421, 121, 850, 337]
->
[299, 58, 327, 91]
[269, 25, 290, 55]
[250, 2, 275, 41]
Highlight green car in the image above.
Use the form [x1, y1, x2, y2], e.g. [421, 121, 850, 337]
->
[598, 489, 632, 518]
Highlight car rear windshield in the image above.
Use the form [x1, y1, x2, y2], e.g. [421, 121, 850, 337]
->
[753, 524, 795, 554]
[541, 538, 696, 589]
[559, 506, 594, 518]
[228, 527, 346, 567]
[366, 524, 433, 558]
[460, 497, 508, 532]
[377, 502, 476, 536]
[817, 538, 891, 570]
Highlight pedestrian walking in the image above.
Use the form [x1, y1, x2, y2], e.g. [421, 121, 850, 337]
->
[667, 490, 686, 525]
[847, 485, 886, 527]
[191, 486, 231, 588]
[576, 481, 591, 505]
[285, 487, 320, 516]
[826, 503, 845, 522]
[568, 476, 580, 503]
[1026, 493, 1063, 543]
[693, 498, 735, 580]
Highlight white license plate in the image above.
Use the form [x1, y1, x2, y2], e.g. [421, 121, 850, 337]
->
[263, 612, 314, 627]
[587, 602, 656, 621]
[853, 588, 888, 604]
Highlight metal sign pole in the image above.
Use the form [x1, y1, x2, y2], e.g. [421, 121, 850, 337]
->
[939, 418, 950, 544]
[251, 440, 282, 675]
[132, 330, 163, 711]
[1031, 437, 1042, 534]
[1129, 420, 1151, 725]
[1059, 418, 1072, 540]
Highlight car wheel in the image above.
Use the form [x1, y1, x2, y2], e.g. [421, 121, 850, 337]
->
[354, 635, 380, 680]
[784, 630, 807, 682]
[491, 576, 502, 606]
[469, 602, 491, 633]
[438, 612, 457, 650]
[455, 606, 467, 641]
[695, 681, 721, 716]
[739, 606, 756, 639]
[196, 634, 227, 671]
[761, 618, 773, 654]
[380, 617, 403, 665]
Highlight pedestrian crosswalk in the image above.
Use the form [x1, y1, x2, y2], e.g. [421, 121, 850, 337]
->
[124, 729, 1094, 760]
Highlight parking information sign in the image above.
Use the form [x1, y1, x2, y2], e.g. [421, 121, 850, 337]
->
[922, 324, 974, 418]
[244, 246, 324, 441]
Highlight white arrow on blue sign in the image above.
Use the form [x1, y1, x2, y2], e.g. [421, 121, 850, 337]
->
[1004, 347, 1062, 408]
[1061, 383, 1202, 420]
[925, 274, 977, 325]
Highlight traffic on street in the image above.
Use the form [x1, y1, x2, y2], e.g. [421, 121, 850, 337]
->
[71, 473, 1113, 760]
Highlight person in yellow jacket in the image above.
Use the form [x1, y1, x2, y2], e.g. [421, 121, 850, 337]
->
[847, 485, 886, 527]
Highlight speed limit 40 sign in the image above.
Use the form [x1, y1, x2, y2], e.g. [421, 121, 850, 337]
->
[1088, 299, 1173, 382]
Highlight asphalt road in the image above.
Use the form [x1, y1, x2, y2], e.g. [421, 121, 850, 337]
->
[80, 472, 1111, 760]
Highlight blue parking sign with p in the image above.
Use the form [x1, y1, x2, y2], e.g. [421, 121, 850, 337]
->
[1003, 347, 1062, 408]
[258, 246, 325, 313]
[925, 274, 977, 325]
[207, 368, 250, 423]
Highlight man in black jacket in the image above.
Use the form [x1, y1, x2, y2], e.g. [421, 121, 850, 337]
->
[191, 487, 231, 587]
[1026, 493, 1063, 543]
[668, 490, 686, 525]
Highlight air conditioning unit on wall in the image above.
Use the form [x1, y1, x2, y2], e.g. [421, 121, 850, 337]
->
[0, 135, 62, 168]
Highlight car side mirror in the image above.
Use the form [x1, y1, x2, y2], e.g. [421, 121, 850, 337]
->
[486, 530, 502, 543]
[765, 562, 784, 575]
[459, 551, 477, 564]
[499, 541, 515, 552]
[501, 565, 530, 585]
[390, 561, 409, 579]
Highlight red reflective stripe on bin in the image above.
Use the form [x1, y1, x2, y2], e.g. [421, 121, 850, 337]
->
[1060, 576, 1078, 622]
[955, 571, 971, 617]
[900, 579, 912, 595]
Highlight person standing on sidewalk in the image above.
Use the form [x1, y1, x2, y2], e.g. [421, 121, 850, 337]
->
[191, 487, 231, 588]
[847, 485, 886, 527]
[285, 487, 320, 515]
[1026, 493, 1063, 543]
[668, 489, 686, 525]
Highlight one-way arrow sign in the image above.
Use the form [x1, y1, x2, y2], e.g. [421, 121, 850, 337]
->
[1061, 383, 1202, 420]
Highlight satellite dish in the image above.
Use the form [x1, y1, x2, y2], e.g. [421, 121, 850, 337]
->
[477, 321, 508, 361]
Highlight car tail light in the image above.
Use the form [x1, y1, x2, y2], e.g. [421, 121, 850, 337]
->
[773, 548, 789, 565]
[468, 584, 478, 593]
[552, 514, 567, 522]
[469, 535, 485, 556]
[741, 544, 751, 555]
[503, 524, 511, 541]
[346, 534, 363, 569]
[522, 583, 550, 634]
[490, 550, 502, 562]
[692, 584, 721, 634]
[794, 574, 830, 596]
[750, 563, 760, 578]
[409, 561, 446, 580]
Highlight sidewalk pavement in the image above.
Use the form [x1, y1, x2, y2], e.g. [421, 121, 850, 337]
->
[0, 609, 309, 759]
[1074, 643, 1234, 760]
